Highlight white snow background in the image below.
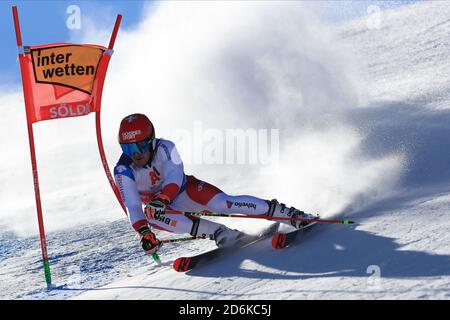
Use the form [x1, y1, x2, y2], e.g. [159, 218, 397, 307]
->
[0, 1, 449, 299]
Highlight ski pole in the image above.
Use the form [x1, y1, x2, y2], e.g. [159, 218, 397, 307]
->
[165, 210, 355, 225]
[160, 236, 204, 244]
[149, 236, 204, 265]
[151, 252, 161, 266]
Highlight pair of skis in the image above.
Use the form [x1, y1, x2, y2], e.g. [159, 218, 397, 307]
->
[147, 210, 354, 272]
[172, 221, 317, 272]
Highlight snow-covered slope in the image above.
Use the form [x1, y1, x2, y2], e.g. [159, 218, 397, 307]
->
[1, 1, 450, 300]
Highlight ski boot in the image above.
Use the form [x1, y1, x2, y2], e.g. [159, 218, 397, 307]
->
[190, 217, 243, 248]
[266, 199, 318, 229]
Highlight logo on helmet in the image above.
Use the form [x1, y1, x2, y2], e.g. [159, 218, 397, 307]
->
[122, 130, 141, 141]
[126, 115, 138, 123]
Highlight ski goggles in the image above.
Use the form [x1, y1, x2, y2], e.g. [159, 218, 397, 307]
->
[120, 139, 153, 157]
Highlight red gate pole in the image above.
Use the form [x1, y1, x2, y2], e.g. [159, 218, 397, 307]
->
[12, 6, 52, 289]
[93, 14, 127, 214]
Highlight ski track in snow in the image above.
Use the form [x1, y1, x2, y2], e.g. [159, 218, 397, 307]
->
[2, 191, 448, 300]
[2, 2, 450, 300]
[73, 191, 450, 300]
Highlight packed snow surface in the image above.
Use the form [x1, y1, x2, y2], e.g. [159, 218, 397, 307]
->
[1, 1, 449, 299]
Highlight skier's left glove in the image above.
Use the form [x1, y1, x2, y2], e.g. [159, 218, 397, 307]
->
[138, 226, 162, 254]
[144, 197, 168, 220]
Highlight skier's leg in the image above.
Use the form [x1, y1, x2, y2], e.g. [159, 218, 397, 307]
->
[180, 175, 269, 215]
[147, 209, 238, 247]
[169, 179, 244, 246]
[146, 211, 196, 234]
[205, 193, 318, 228]
[174, 175, 317, 230]
[205, 193, 269, 216]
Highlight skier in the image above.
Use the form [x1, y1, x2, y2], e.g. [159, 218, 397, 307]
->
[114, 113, 316, 255]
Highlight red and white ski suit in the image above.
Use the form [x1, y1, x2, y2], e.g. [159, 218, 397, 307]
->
[114, 138, 269, 235]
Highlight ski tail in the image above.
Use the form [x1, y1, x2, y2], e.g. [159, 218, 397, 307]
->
[271, 221, 318, 249]
[272, 233, 287, 249]
[173, 222, 279, 272]
[173, 257, 192, 272]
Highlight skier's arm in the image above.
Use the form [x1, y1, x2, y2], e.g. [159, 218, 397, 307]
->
[115, 169, 161, 254]
[114, 166, 148, 232]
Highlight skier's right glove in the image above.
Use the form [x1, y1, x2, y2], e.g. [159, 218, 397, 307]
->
[137, 226, 162, 254]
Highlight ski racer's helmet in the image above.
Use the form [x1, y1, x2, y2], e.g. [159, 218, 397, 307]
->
[118, 114, 156, 157]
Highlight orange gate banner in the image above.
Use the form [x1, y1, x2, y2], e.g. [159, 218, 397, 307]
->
[19, 43, 108, 124]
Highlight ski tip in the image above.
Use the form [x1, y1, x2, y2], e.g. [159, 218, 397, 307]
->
[173, 257, 191, 272]
[343, 219, 355, 225]
[272, 233, 287, 249]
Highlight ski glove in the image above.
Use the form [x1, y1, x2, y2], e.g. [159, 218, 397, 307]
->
[138, 226, 162, 254]
[144, 198, 168, 220]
